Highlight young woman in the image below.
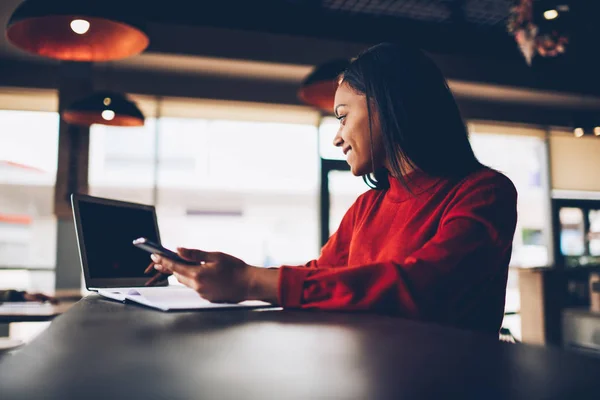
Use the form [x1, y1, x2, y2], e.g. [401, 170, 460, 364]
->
[148, 43, 518, 335]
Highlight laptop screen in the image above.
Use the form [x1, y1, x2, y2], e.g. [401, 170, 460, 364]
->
[77, 199, 160, 279]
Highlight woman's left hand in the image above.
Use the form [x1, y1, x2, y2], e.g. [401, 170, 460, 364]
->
[150, 248, 275, 304]
[23, 292, 59, 304]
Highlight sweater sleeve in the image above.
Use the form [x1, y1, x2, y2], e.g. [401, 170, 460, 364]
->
[278, 175, 518, 318]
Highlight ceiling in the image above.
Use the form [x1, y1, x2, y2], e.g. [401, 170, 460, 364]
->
[2, 1, 596, 60]
[138, 0, 599, 62]
[142, 0, 519, 59]
[320, 0, 510, 23]
[0, 0, 599, 97]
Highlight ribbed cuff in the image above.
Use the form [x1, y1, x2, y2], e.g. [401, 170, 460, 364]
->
[278, 266, 313, 308]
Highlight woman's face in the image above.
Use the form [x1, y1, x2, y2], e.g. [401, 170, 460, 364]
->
[332, 82, 386, 176]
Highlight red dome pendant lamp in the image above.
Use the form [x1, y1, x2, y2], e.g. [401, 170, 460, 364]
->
[6, 0, 149, 62]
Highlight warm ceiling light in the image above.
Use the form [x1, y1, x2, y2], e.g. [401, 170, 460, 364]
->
[70, 19, 90, 35]
[298, 59, 350, 114]
[574, 127, 585, 138]
[101, 110, 115, 121]
[544, 9, 559, 20]
[63, 92, 144, 127]
[6, 1, 149, 61]
[594, 127, 600, 136]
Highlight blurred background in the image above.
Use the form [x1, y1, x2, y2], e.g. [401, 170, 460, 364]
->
[1, 0, 600, 353]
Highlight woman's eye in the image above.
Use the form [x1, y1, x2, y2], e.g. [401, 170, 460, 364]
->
[337, 115, 346, 123]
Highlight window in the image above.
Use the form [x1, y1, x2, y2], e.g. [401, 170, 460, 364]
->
[553, 200, 600, 268]
[156, 119, 319, 266]
[319, 116, 343, 160]
[0, 110, 59, 293]
[328, 170, 369, 234]
[588, 210, 600, 256]
[469, 129, 549, 268]
[560, 208, 585, 257]
[88, 100, 321, 270]
[89, 119, 157, 204]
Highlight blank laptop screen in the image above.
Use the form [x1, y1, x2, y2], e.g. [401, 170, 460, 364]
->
[78, 200, 160, 279]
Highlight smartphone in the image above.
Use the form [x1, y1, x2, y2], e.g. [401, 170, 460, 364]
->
[132, 237, 196, 265]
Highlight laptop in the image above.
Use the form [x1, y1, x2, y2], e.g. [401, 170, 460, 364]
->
[71, 194, 270, 311]
[71, 194, 168, 290]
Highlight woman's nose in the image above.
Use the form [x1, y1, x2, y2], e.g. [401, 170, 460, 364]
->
[333, 130, 344, 148]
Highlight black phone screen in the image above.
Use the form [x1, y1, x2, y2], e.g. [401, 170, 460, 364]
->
[133, 239, 195, 265]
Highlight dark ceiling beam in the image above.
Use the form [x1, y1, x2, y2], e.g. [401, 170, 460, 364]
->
[0, 56, 302, 105]
[0, 59, 59, 89]
[94, 69, 302, 106]
[145, 23, 368, 67]
[457, 98, 575, 128]
[0, 56, 583, 128]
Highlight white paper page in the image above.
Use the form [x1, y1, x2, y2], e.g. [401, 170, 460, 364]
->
[97, 290, 127, 302]
[124, 286, 270, 311]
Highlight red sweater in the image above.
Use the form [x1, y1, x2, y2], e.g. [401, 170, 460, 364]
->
[278, 167, 517, 334]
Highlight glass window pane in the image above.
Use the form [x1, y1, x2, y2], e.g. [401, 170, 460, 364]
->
[469, 129, 550, 336]
[156, 118, 320, 267]
[319, 116, 344, 160]
[469, 133, 548, 267]
[88, 119, 156, 204]
[329, 170, 369, 234]
[0, 110, 59, 292]
[588, 210, 600, 256]
[207, 120, 318, 191]
[156, 118, 210, 188]
[559, 207, 585, 256]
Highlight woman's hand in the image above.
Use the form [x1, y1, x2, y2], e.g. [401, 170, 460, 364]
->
[23, 292, 59, 304]
[144, 261, 171, 287]
[150, 248, 280, 304]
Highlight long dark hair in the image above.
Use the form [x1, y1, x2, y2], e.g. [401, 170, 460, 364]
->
[341, 42, 482, 190]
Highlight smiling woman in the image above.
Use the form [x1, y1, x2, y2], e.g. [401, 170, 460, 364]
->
[148, 43, 518, 336]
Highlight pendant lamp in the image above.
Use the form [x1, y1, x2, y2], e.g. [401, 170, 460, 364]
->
[6, 0, 149, 62]
[62, 91, 145, 127]
[298, 59, 349, 114]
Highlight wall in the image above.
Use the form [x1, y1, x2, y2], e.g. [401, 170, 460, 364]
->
[550, 131, 600, 192]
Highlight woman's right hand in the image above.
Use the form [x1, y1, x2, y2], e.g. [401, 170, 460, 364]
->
[144, 261, 172, 286]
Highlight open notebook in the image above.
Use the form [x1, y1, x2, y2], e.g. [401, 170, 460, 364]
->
[97, 286, 272, 311]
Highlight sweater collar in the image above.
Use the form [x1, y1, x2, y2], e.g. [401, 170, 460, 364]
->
[386, 169, 442, 202]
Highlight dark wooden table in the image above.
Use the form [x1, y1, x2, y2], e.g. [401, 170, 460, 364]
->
[1, 296, 600, 400]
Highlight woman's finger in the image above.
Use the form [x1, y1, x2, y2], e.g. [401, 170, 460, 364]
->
[145, 271, 169, 287]
[152, 255, 202, 278]
[144, 261, 155, 274]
